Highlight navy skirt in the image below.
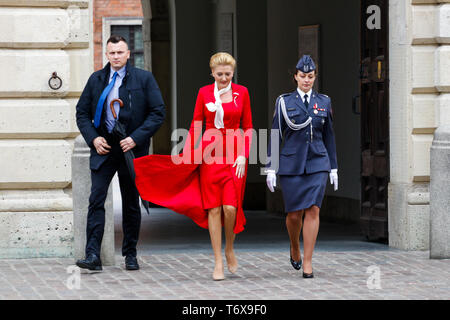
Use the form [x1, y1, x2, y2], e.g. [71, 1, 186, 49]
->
[279, 172, 328, 212]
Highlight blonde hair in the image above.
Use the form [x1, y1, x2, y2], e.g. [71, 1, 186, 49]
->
[209, 52, 236, 70]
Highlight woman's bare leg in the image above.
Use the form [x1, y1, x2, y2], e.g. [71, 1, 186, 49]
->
[223, 205, 238, 273]
[286, 210, 304, 262]
[208, 206, 224, 280]
[302, 206, 320, 274]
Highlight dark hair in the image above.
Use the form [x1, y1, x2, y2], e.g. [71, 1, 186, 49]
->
[290, 67, 317, 87]
[107, 35, 128, 45]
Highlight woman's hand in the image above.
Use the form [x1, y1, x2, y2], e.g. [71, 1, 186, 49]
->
[266, 171, 276, 192]
[233, 156, 246, 179]
[329, 169, 338, 191]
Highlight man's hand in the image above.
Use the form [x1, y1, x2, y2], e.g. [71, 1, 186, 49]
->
[93, 136, 111, 155]
[120, 137, 136, 153]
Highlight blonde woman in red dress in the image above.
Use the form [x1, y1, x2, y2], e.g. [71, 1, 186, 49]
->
[134, 52, 253, 281]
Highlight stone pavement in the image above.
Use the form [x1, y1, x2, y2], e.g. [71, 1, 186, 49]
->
[0, 249, 449, 300]
[0, 208, 449, 300]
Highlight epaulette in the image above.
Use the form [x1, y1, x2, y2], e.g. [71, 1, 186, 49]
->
[278, 93, 291, 100]
[275, 93, 290, 106]
[274, 93, 291, 118]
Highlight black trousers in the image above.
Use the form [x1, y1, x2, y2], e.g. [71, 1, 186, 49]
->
[85, 142, 141, 258]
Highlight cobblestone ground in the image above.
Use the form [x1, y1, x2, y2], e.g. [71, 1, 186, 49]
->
[0, 249, 449, 300]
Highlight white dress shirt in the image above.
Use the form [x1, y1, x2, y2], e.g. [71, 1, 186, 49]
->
[297, 88, 312, 106]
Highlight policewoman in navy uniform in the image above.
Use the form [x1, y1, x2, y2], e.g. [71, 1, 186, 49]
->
[266, 55, 338, 278]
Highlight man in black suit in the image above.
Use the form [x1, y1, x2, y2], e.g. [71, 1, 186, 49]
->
[75, 35, 165, 271]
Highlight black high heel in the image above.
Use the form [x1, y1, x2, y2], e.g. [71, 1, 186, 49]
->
[303, 262, 314, 279]
[302, 266, 314, 278]
[289, 245, 302, 270]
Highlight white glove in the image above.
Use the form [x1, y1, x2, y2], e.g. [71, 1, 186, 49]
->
[233, 155, 246, 179]
[266, 170, 277, 193]
[329, 169, 338, 191]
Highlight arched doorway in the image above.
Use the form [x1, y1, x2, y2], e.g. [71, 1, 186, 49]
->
[115, 0, 388, 255]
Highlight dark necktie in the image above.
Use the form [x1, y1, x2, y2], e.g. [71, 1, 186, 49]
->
[304, 94, 309, 109]
[94, 71, 118, 128]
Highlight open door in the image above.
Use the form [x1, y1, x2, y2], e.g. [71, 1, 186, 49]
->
[359, 0, 389, 242]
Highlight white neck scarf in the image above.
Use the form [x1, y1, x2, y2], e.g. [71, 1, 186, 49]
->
[206, 82, 232, 129]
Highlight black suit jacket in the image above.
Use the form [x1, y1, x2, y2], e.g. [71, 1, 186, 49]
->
[76, 62, 166, 170]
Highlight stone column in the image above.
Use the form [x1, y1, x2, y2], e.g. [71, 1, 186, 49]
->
[388, 0, 450, 250]
[213, 0, 237, 61]
[72, 135, 115, 266]
[430, 125, 450, 259]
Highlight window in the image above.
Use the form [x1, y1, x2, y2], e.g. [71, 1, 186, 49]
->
[103, 18, 145, 69]
[111, 25, 144, 69]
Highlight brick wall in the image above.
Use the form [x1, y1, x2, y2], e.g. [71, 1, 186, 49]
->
[94, 0, 143, 71]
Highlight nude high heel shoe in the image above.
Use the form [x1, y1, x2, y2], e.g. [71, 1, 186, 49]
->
[212, 265, 225, 281]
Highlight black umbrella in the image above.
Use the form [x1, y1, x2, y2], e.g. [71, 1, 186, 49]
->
[110, 98, 150, 215]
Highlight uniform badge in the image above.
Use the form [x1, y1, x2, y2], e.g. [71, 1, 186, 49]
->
[314, 110, 318, 115]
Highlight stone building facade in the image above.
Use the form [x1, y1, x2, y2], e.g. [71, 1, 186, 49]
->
[0, 0, 92, 258]
[0, 0, 449, 258]
[388, 0, 450, 250]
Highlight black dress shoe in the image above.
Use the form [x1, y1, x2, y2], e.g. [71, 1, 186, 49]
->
[125, 256, 139, 271]
[303, 271, 314, 278]
[76, 254, 102, 271]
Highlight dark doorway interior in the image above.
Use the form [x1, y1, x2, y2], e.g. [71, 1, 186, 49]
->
[118, 0, 390, 250]
[359, 0, 389, 243]
[266, 0, 362, 226]
[114, 208, 388, 255]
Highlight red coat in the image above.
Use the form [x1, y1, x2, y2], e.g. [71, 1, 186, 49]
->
[134, 83, 253, 233]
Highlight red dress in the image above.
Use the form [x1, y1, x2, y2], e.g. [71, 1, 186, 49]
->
[134, 83, 253, 234]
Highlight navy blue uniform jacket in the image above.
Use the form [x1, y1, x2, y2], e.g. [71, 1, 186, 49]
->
[76, 62, 166, 170]
[267, 90, 337, 175]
